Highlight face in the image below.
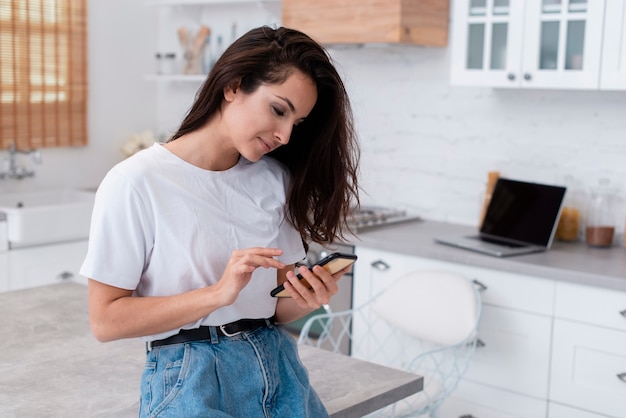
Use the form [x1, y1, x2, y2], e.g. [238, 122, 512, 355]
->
[221, 69, 318, 162]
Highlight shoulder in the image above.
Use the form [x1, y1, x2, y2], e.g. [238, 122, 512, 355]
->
[111, 143, 165, 176]
[95, 144, 167, 201]
[237, 156, 292, 197]
[246, 156, 290, 181]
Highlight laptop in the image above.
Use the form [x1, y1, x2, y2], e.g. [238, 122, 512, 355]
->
[435, 178, 567, 257]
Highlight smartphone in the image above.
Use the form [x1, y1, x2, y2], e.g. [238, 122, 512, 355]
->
[270, 252, 357, 298]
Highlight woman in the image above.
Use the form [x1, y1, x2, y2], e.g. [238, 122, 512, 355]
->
[81, 26, 359, 417]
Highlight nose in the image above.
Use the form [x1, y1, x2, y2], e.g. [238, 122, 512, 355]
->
[274, 123, 293, 146]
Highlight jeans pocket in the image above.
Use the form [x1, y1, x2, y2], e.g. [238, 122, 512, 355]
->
[141, 344, 191, 417]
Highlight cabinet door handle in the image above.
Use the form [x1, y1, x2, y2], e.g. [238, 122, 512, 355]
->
[472, 279, 488, 292]
[507, 73, 515, 81]
[371, 260, 390, 271]
[459, 415, 476, 418]
[618, 372, 626, 383]
[524, 73, 532, 81]
[476, 338, 486, 348]
[619, 309, 626, 318]
[57, 271, 74, 280]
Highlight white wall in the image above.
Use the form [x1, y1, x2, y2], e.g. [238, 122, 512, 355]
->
[2, 0, 625, 239]
[328, 44, 626, 232]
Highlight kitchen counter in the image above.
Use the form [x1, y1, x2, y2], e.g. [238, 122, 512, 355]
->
[0, 282, 422, 417]
[351, 219, 626, 292]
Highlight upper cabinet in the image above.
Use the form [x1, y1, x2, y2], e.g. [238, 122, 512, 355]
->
[282, 0, 450, 46]
[450, 0, 626, 90]
[600, 0, 626, 89]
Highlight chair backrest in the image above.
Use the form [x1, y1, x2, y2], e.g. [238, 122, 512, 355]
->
[370, 270, 480, 346]
[297, 268, 482, 417]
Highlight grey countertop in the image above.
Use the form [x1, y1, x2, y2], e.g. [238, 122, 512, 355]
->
[351, 219, 626, 292]
[0, 282, 422, 418]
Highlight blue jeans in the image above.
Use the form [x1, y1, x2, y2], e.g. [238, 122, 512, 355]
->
[139, 324, 329, 418]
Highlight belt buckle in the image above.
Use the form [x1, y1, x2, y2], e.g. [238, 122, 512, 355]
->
[219, 324, 243, 337]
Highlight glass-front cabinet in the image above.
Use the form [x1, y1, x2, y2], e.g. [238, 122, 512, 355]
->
[600, 0, 626, 89]
[451, 0, 606, 89]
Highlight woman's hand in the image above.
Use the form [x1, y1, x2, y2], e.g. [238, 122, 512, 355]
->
[278, 263, 351, 314]
[214, 247, 286, 306]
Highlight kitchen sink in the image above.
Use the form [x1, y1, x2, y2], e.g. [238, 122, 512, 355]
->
[0, 189, 95, 248]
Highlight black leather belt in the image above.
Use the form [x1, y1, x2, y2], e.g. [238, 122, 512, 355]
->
[147, 317, 274, 351]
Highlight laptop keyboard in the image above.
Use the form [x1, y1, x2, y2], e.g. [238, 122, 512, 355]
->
[475, 236, 526, 248]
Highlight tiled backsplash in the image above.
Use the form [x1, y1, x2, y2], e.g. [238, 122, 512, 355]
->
[327, 44, 626, 236]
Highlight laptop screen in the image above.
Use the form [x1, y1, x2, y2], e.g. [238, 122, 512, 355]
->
[480, 178, 567, 247]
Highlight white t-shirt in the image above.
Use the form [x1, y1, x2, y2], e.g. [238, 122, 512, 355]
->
[80, 143, 305, 341]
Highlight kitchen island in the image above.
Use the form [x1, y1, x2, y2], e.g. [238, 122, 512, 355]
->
[0, 282, 422, 417]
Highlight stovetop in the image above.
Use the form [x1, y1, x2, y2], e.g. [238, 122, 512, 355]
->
[347, 206, 422, 232]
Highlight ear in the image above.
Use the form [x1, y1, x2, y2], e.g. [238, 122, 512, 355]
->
[223, 79, 242, 102]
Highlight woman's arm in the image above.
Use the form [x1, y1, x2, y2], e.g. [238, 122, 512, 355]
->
[88, 280, 227, 342]
[89, 247, 285, 342]
[274, 263, 350, 324]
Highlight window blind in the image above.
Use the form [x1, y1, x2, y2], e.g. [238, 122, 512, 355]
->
[0, 0, 87, 149]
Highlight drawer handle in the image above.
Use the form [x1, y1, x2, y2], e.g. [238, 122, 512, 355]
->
[618, 372, 626, 383]
[620, 310, 626, 318]
[57, 271, 74, 280]
[472, 279, 488, 292]
[371, 260, 390, 271]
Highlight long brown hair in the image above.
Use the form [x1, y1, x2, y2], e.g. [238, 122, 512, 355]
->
[170, 26, 360, 245]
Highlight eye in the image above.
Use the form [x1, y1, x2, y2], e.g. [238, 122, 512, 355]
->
[271, 105, 285, 117]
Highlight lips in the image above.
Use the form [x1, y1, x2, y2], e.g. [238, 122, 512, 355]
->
[258, 137, 278, 153]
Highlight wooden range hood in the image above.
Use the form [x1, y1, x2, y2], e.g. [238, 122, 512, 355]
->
[282, 0, 450, 47]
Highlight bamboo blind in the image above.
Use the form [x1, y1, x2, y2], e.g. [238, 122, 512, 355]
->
[0, 0, 87, 150]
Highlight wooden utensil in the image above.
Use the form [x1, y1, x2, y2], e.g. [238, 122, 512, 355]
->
[188, 25, 210, 74]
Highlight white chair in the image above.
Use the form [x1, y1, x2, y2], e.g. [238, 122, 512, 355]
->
[298, 270, 482, 417]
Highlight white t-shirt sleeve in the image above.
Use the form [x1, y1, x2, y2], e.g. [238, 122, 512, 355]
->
[80, 170, 154, 290]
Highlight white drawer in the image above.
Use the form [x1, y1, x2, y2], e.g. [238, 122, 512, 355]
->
[8, 241, 88, 291]
[0, 252, 8, 293]
[550, 319, 626, 418]
[356, 247, 555, 315]
[555, 281, 626, 332]
[439, 379, 548, 418]
[548, 402, 609, 418]
[465, 305, 552, 398]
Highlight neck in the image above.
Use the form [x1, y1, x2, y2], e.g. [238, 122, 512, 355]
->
[165, 121, 239, 171]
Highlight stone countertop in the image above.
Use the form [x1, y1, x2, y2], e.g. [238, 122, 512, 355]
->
[350, 219, 626, 292]
[0, 282, 422, 418]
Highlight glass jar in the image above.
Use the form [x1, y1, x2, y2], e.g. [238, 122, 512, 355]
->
[585, 178, 616, 247]
[555, 175, 583, 242]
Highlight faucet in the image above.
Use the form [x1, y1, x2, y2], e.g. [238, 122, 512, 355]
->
[0, 141, 42, 180]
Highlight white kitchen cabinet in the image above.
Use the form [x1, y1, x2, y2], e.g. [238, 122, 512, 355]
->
[554, 281, 626, 332]
[0, 252, 9, 292]
[354, 246, 626, 417]
[439, 379, 548, 418]
[550, 320, 626, 418]
[550, 281, 626, 418]
[450, 0, 606, 89]
[354, 246, 554, 417]
[549, 402, 612, 418]
[465, 304, 552, 399]
[7, 240, 88, 291]
[600, 0, 626, 89]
